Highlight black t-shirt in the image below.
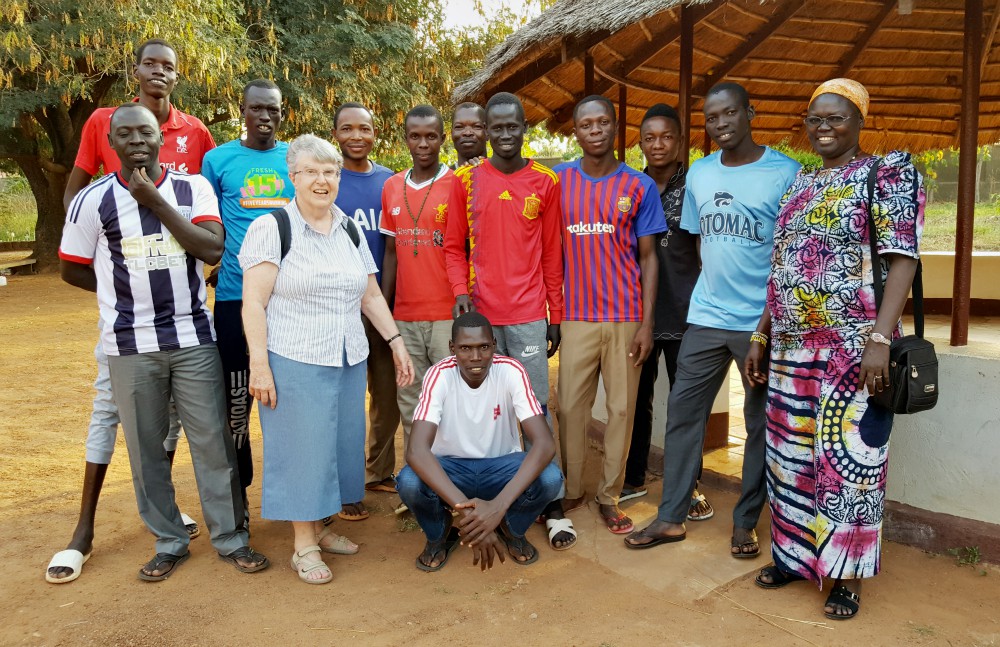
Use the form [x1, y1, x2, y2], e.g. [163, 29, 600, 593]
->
[646, 166, 700, 339]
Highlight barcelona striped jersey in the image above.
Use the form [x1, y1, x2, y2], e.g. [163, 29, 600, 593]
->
[555, 160, 667, 322]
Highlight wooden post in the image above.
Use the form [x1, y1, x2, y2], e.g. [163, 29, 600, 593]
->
[618, 83, 627, 162]
[952, 0, 982, 346]
[679, 4, 694, 166]
[584, 53, 594, 97]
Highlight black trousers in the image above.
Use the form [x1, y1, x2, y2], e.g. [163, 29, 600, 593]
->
[213, 300, 254, 493]
[625, 339, 702, 488]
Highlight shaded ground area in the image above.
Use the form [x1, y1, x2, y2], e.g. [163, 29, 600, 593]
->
[2, 274, 999, 647]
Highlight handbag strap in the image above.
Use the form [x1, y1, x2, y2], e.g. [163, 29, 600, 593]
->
[866, 159, 925, 338]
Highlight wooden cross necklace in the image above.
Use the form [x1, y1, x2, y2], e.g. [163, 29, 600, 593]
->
[402, 164, 442, 257]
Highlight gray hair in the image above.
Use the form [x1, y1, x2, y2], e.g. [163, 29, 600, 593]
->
[286, 134, 343, 172]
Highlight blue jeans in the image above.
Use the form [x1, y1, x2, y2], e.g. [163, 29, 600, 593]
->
[397, 453, 563, 542]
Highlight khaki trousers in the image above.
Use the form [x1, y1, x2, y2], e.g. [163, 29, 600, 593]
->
[557, 321, 642, 505]
[395, 319, 453, 454]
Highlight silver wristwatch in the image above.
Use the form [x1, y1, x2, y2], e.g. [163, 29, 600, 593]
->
[870, 332, 891, 346]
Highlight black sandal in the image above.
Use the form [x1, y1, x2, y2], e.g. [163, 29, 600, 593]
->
[754, 564, 806, 589]
[138, 551, 189, 582]
[218, 546, 270, 573]
[415, 527, 460, 572]
[824, 584, 861, 620]
[730, 529, 760, 559]
[496, 525, 539, 565]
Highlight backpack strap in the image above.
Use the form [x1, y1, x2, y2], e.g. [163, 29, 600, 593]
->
[273, 207, 359, 262]
[271, 208, 291, 261]
[341, 215, 361, 248]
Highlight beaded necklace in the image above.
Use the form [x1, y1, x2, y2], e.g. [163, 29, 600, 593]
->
[402, 164, 442, 257]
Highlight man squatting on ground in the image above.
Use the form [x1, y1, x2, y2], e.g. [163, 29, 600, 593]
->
[202, 79, 292, 530]
[625, 82, 800, 555]
[48, 38, 215, 583]
[555, 95, 666, 535]
[379, 105, 457, 470]
[397, 312, 564, 571]
[59, 103, 270, 581]
[332, 102, 401, 517]
[445, 92, 577, 551]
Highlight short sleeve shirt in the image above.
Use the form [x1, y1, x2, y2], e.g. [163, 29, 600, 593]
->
[555, 160, 667, 322]
[415, 355, 544, 459]
[336, 163, 394, 280]
[680, 147, 800, 331]
[238, 199, 378, 367]
[201, 140, 293, 302]
[380, 165, 456, 321]
[75, 101, 215, 176]
[59, 169, 221, 355]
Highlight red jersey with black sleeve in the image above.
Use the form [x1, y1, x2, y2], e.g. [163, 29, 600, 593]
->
[74, 101, 215, 176]
[444, 159, 563, 326]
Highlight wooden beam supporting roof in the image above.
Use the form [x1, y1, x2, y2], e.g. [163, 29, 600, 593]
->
[833, 0, 896, 77]
[485, 30, 612, 97]
[695, 0, 806, 96]
[550, 2, 716, 128]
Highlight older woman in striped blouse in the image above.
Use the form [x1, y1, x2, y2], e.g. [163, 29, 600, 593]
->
[239, 134, 414, 585]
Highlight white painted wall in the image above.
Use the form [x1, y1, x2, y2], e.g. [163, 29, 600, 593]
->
[591, 355, 729, 450]
[886, 340, 1000, 525]
[921, 251, 1000, 300]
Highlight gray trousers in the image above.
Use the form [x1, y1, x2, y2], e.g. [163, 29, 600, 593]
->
[657, 325, 768, 528]
[108, 344, 248, 556]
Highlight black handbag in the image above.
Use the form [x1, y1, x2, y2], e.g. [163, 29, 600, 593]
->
[866, 160, 939, 414]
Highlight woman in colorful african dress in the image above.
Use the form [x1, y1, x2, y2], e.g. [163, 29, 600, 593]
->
[743, 78, 925, 620]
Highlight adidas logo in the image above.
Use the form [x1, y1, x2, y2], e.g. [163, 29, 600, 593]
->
[498, 190, 512, 201]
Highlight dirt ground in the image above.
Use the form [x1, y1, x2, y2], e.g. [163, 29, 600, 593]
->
[2, 273, 999, 647]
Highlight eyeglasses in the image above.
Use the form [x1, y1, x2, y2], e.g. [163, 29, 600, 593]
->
[292, 168, 341, 181]
[803, 115, 851, 128]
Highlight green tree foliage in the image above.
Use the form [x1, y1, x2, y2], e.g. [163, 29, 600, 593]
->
[1, 0, 254, 268]
[1, 0, 550, 266]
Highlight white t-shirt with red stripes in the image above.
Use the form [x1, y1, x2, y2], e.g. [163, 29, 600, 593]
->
[414, 355, 543, 459]
[59, 168, 222, 356]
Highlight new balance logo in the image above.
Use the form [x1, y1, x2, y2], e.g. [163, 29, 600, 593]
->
[521, 345, 541, 358]
[498, 190, 512, 201]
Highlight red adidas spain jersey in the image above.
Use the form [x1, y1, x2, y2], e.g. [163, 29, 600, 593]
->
[444, 159, 563, 326]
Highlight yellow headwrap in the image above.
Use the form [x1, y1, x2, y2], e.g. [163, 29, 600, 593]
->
[809, 78, 869, 118]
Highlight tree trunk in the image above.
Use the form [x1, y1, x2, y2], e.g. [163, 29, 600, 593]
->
[18, 155, 68, 272]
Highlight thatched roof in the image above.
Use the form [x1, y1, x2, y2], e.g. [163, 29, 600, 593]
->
[454, 0, 1000, 153]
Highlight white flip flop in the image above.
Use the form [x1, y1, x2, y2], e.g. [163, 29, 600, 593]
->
[545, 518, 578, 551]
[45, 549, 92, 584]
[180, 512, 201, 539]
[687, 493, 715, 521]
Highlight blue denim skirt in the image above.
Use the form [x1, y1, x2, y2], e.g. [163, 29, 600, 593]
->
[259, 351, 367, 521]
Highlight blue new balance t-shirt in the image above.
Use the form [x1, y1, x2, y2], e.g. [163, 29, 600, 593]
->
[202, 140, 293, 302]
[336, 162, 394, 282]
[680, 147, 799, 331]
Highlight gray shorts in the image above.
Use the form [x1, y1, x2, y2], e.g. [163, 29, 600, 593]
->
[493, 319, 548, 409]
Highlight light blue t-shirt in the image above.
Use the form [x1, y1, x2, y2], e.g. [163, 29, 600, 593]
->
[680, 147, 799, 331]
[336, 163, 394, 283]
[201, 140, 293, 302]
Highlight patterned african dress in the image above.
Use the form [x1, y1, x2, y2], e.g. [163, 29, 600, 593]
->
[765, 151, 924, 586]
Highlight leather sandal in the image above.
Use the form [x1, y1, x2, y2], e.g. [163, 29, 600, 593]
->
[290, 545, 332, 584]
